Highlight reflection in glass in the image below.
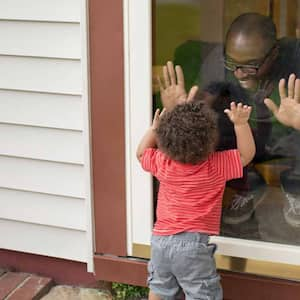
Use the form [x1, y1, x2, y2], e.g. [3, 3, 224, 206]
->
[152, 0, 300, 246]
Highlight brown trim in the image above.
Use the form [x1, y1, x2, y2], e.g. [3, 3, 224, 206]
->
[94, 255, 148, 287]
[221, 270, 300, 300]
[0, 249, 97, 286]
[94, 255, 300, 299]
[2, 249, 300, 298]
[89, 0, 127, 255]
[132, 243, 300, 281]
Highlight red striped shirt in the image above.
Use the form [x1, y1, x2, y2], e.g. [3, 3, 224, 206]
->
[141, 148, 243, 235]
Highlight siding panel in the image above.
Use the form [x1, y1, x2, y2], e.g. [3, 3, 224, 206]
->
[0, 188, 85, 230]
[0, 124, 84, 164]
[0, 90, 83, 130]
[0, 56, 81, 94]
[0, 0, 92, 264]
[0, 219, 86, 262]
[0, 21, 81, 58]
[0, 0, 81, 22]
[0, 156, 85, 198]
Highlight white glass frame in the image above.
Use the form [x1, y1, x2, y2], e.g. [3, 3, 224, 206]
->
[124, 1, 153, 253]
[123, 0, 300, 266]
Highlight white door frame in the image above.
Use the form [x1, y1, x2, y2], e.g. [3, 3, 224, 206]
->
[123, 0, 300, 268]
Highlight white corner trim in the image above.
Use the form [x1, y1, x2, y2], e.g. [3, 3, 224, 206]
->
[80, 0, 94, 272]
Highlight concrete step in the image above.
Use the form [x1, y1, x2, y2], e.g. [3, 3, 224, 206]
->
[41, 286, 112, 300]
[0, 269, 54, 300]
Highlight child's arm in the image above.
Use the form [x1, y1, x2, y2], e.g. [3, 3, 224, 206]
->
[224, 102, 255, 166]
[136, 109, 162, 162]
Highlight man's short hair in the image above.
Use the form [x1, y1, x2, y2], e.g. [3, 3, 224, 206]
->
[226, 12, 277, 46]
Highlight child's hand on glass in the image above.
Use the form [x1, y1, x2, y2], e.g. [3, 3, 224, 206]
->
[224, 102, 252, 126]
[151, 108, 166, 130]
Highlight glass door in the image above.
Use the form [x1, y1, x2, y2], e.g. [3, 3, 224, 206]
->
[125, 0, 300, 279]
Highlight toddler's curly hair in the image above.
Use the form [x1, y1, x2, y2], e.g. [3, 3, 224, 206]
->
[156, 101, 218, 164]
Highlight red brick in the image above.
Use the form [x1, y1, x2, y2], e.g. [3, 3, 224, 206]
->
[7, 274, 54, 300]
[0, 272, 29, 299]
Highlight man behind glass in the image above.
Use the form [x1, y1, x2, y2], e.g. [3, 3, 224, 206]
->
[171, 12, 300, 229]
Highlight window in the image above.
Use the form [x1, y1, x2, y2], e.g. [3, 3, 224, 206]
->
[125, 0, 300, 279]
[153, 0, 300, 247]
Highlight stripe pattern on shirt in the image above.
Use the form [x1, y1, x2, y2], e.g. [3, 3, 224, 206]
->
[141, 148, 243, 235]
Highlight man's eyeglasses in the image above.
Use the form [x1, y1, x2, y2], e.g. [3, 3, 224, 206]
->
[224, 45, 276, 75]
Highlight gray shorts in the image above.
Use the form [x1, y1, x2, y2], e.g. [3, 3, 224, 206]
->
[147, 232, 222, 300]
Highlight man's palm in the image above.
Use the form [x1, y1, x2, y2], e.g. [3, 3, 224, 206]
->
[264, 74, 300, 130]
[159, 61, 198, 110]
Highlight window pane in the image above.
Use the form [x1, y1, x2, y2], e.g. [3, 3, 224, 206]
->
[152, 0, 300, 246]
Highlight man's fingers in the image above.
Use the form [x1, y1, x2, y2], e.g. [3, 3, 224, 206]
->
[163, 65, 170, 87]
[264, 98, 279, 115]
[288, 73, 296, 98]
[279, 78, 286, 99]
[167, 61, 176, 85]
[295, 79, 300, 103]
[157, 76, 164, 93]
[175, 65, 185, 87]
[187, 86, 199, 101]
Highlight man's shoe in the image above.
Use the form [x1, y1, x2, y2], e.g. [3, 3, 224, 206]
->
[281, 168, 300, 227]
[283, 193, 300, 227]
[222, 193, 255, 225]
[222, 170, 266, 225]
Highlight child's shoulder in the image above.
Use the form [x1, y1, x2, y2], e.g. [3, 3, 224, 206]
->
[143, 147, 169, 160]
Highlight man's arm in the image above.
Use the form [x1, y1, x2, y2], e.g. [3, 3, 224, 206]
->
[136, 109, 162, 162]
[224, 102, 256, 166]
[264, 73, 300, 130]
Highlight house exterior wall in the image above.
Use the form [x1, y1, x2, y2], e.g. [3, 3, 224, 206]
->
[1, 1, 299, 298]
[90, 1, 300, 298]
[0, 0, 93, 268]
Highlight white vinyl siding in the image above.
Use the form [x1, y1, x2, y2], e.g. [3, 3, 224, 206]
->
[0, 124, 83, 164]
[0, 21, 80, 59]
[0, 188, 85, 230]
[0, 219, 86, 261]
[0, 156, 84, 197]
[0, 0, 81, 22]
[0, 56, 81, 94]
[0, 90, 83, 130]
[0, 0, 93, 267]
